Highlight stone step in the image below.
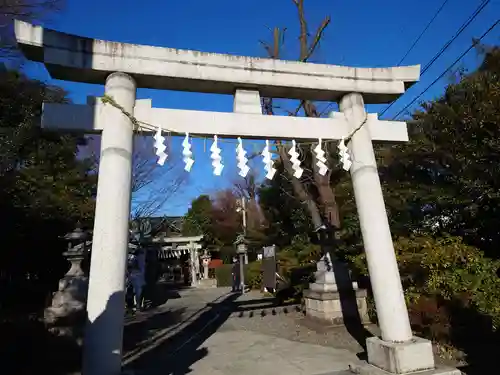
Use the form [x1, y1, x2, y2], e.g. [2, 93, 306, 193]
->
[226, 304, 302, 318]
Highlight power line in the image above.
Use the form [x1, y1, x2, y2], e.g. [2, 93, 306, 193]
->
[381, 0, 491, 117]
[397, 0, 450, 66]
[420, 0, 490, 76]
[390, 19, 499, 120]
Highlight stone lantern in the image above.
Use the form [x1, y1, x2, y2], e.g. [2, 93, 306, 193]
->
[198, 250, 217, 288]
[234, 234, 248, 293]
[200, 250, 211, 280]
[303, 224, 369, 326]
[44, 226, 90, 342]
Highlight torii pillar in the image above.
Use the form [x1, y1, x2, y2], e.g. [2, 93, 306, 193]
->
[14, 19, 459, 375]
[82, 72, 136, 375]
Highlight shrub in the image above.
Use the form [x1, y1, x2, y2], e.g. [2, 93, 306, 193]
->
[215, 242, 321, 295]
[246, 261, 263, 290]
[408, 295, 451, 342]
[214, 264, 233, 287]
[349, 235, 500, 335]
[214, 262, 260, 288]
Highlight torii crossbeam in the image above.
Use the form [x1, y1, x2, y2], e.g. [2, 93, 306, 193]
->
[14, 19, 444, 375]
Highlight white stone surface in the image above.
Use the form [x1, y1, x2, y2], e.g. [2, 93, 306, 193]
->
[82, 72, 136, 375]
[186, 330, 358, 374]
[366, 336, 435, 374]
[339, 93, 412, 343]
[14, 20, 419, 104]
[350, 363, 463, 375]
[233, 89, 262, 114]
[41, 101, 410, 142]
[189, 242, 199, 287]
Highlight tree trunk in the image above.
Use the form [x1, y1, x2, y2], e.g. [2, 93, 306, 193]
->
[278, 144, 323, 229]
[261, 1, 339, 233]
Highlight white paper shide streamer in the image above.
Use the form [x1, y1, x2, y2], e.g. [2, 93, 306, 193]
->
[236, 137, 250, 177]
[314, 138, 328, 176]
[182, 132, 194, 172]
[153, 126, 168, 166]
[288, 140, 303, 179]
[338, 137, 352, 171]
[261, 140, 276, 180]
[210, 135, 224, 176]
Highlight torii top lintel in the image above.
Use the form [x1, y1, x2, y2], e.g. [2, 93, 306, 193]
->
[15, 21, 420, 104]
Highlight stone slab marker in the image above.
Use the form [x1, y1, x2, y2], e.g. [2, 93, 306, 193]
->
[14, 19, 459, 375]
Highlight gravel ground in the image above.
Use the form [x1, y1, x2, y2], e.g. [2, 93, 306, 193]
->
[214, 290, 373, 354]
[220, 311, 371, 354]
[216, 291, 463, 369]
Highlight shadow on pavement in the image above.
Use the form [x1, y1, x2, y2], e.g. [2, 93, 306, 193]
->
[331, 260, 374, 356]
[123, 291, 240, 375]
[123, 307, 187, 354]
[123, 291, 304, 375]
[143, 282, 182, 310]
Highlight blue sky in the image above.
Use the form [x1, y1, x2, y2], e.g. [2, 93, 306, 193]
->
[20, 0, 500, 216]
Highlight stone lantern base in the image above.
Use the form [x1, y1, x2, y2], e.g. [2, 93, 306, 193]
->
[304, 288, 369, 326]
[198, 278, 217, 288]
[304, 255, 369, 326]
[44, 250, 88, 345]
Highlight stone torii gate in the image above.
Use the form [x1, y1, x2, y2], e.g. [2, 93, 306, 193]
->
[15, 20, 457, 375]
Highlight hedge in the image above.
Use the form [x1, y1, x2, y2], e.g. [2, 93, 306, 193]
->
[215, 263, 260, 287]
[215, 260, 315, 297]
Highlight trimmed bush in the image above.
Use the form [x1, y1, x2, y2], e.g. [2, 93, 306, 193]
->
[215, 263, 257, 287]
[348, 235, 500, 342]
[215, 264, 233, 287]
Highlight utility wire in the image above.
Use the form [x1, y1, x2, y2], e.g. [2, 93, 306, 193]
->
[390, 19, 499, 120]
[381, 0, 491, 117]
[397, 0, 450, 66]
[420, 0, 490, 76]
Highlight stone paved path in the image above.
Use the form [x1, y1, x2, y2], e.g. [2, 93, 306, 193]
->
[182, 330, 358, 375]
[119, 285, 470, 375]
[121, 286, 367, 375]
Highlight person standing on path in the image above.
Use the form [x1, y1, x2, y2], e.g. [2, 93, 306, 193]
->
[231, 257, 240, 292]
[128, 249, 146, 311]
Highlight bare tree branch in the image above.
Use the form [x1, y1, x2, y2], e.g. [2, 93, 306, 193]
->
[82, 133, 188, 219]
[303, 17, 330, 62]
[260, 1, 341, 230]
[129, 134, 187, 218]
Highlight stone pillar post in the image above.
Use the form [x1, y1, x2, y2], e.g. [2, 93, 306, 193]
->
[83, 72, 136, 375]
[339, 93, 438, 374]
[338, 93, 412, 343]
[190, 243, 198, 287]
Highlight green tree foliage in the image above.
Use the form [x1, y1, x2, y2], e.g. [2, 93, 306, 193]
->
[258, 161, 313, 246]
[0, 70, 96, 311]
[341, 46, 500, 347]
[257, 46, 500, 347]
[378, 46, 500, 257]
[351, 235, 500, 326]
[182, 195, 216, 242]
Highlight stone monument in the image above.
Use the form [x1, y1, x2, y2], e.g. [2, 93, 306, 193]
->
[304, 252, 369, 325]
